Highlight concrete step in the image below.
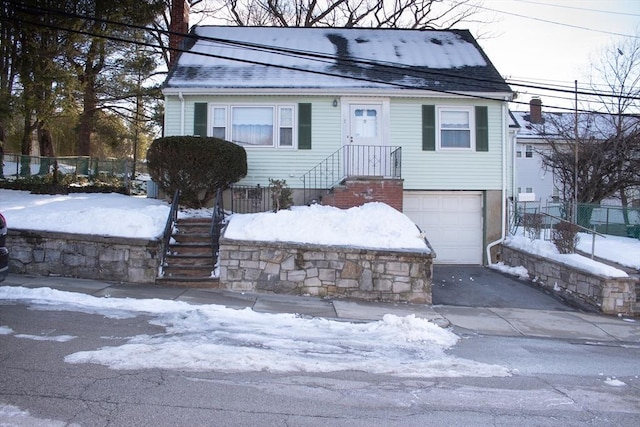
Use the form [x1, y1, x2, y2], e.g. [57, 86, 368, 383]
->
[168, 243, 212, 256]
[172, 233, 211, 244]
[163, 265, 214, 278]
[156, 276, 221, 288]
[175, 221, 211, 234]
[165, 254, 214, 267]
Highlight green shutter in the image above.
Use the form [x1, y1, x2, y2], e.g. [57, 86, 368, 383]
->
[298, 103, 312, 150]
[475, 106, 488, 152]
[193, 102, 207, 136]
[422, 105, 435, 151]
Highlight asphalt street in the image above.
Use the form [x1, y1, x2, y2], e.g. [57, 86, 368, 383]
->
[1, 268, 639, 426]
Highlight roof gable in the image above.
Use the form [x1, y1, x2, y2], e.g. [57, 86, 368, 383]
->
[165, 26, 511, 93]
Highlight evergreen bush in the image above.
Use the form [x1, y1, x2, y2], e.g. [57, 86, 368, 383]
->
[147, 136, 247, 208]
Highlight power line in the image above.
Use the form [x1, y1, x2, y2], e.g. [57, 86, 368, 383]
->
[3, 0, 639, 115]
[474, 3, 639, 39]
[510, 0, 640, 17]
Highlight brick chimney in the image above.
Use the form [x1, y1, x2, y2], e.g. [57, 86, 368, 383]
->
[529, 97, 543, 124]
[169, 0, 190, 68]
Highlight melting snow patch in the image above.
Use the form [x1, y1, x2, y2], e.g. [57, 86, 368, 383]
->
[604, 378, 626, 387]
[1, 286, 510, 378]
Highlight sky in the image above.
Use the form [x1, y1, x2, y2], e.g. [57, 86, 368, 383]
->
[469, 0, 640, 111]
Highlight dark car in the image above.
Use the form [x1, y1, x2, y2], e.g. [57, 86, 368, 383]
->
[0, 212, 7, 282]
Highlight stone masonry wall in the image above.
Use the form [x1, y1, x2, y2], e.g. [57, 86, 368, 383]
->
[501, 245, 637, 315]
[7, 229, 161, 284]
[219, 237, 433, 304]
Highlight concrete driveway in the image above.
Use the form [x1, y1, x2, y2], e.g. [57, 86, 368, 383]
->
[432, 265, 574, 311]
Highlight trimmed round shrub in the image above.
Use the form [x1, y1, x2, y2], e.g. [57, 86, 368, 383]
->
[147, 136, 247, 208]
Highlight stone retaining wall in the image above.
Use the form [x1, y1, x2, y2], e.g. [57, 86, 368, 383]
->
[219, 237, 433, 304]
[500, 245, 637, 315]
[7, 229, 161, 284]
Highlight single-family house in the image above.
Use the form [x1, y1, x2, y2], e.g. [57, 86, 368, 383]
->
[162, 24, 514, 265]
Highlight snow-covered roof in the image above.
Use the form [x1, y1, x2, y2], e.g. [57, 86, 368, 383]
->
[164, 26, 512, 93]
[511, 110, 636, 141]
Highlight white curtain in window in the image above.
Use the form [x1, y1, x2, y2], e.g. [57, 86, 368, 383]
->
[232, 107, 274, 145]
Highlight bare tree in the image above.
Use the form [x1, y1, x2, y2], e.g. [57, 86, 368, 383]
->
[200, 0, 482, 29]
[537, 35, 640, 222]
[590, 34, 640, 211]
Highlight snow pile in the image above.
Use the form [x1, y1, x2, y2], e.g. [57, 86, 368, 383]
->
[225, 202, 429, 250]
[504, 235, 628, 278]
[1, 190, 170, 239]
[0, 286, 509, 378]
[576, 233, 640, 270]
[489, 262, 529, 279]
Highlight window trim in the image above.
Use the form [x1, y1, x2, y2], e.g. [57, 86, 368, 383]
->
[436, 106, 475, 151]
[525, 144, 533, 158]
[208, 103, 297, 149]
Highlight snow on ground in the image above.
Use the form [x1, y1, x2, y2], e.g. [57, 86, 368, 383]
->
[225, 202, 429, 250]
[0, 286, 510, 378]
[0, 402, 75, 427]
[488, 262, 529, 280]
[503, 235, 629, 278]
[576, 233, 640, 270]
[0, 190, 427, 250]
[0, 190, 170, 239]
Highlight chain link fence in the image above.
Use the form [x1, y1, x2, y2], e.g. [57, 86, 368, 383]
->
[0, 153, 149, 178]
[511, 200, 640, 239]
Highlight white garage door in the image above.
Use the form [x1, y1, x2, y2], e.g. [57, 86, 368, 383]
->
[403, 191, 483, 264]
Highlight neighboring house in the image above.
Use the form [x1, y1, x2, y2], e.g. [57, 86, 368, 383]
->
[162, 25, 514, 265]
[511, 97, 639, 206]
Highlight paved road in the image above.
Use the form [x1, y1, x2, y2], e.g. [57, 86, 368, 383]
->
[1, 300, 639, 426]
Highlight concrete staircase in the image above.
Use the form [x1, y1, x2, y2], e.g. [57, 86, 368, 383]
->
[156, 217, 220, 288]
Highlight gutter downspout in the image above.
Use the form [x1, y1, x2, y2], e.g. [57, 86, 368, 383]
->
[485, 101, 508, 264]
[179, 91, 185, 135]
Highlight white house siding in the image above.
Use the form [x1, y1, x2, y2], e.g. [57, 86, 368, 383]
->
[515, 140, 557, 203]
[390, 98, 505, 191]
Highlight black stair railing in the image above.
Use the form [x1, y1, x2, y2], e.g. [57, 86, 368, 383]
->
[210, 188, 226, 267]
[301, 145, 401, 204]
[159, 189, 181, 277]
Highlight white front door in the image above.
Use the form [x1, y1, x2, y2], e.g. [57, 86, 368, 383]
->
[345, 103, 387, 176]
[348, 104, 383, 146]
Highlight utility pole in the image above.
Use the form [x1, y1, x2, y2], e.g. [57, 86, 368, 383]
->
[573, 80, 578, 225]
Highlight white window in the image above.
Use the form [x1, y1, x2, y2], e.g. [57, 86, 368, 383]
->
[516, 146, 522, 158]
[210, 104, 295, 148]
[438, 107, 473, 150]
[525, 145, 533, 158]
[278, 106, 294, 147]
[232, 106, 273, 146]
[212, 107, 227, 139]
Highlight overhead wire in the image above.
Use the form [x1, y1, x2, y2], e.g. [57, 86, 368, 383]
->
[2, 0, 638, 115]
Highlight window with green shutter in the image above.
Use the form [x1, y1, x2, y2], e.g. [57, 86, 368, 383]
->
[427, 105, 489, 151]
[422, 105, 435, 151]
[193, 102, 207, 136]
[298, 103, 312, 150]
[475, 106, 488, 152]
